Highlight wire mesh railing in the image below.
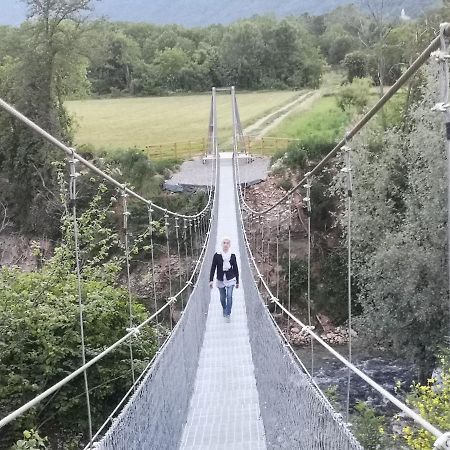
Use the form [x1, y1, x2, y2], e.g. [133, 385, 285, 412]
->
[232, 23, 450, 450]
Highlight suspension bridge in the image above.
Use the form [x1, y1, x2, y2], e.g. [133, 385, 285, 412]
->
[1, 23, 450, 450]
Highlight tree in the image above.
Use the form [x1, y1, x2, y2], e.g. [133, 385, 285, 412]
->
[320, 24, 358, 65]
[219, 21, 265, 89]
[0, 182, 156, 447]
[335, 72, 449, 382]
[352, 402, 390, 450]
[344, 51, 368, 82]
[0, 0, 94, 234]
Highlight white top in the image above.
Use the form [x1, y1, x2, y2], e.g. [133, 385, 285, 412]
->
[217, 274, 236, 288]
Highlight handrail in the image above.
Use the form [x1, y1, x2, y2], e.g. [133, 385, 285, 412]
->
[233, 152, 449, 444]
[0, 146, 218, 431]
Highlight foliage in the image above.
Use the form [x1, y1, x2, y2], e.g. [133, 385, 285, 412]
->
[352, 402, 391, 450]
[284, 258, 308, 299]
[333, 70, 449, 381]
[79, 16, 325, 95]
[271, 96, 351, 169]
[344, 51, 368, 83]
[13, 430, 48, 450]
[336, 78, 372, 113]
[0, 0, 94, 234]
[277, 178, 294, 192]
[402, 366, 450, 449]
[323, 385, 339, 409]
[0, 182, 157, 446]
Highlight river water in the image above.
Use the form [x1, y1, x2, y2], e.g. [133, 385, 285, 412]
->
[295, 342, 417, 414]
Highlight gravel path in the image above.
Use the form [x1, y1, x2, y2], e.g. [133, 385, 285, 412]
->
[165, 153, 270, 191]
[244, 91, 320, 139]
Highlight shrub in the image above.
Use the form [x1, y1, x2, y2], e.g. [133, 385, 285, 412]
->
[0, 183, 157, 447]
[336, 78, 372, 113]
[352, 402, 391, 450]
[344, 51, 368, 82]
[277, 177, 294, 192]
[402, 365, 450, 449]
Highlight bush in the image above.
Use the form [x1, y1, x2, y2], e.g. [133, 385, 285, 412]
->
[402, 364, 450, 449]
[336, 78, 372, 113]
[352, 402, 391, 450]
[344, 51, 368, 82]
[277, 177, 294, 192]
[13, 430, 48, 450]
[283, 138, 335, 170]
[314, 248, 349, 322]
[282, 258, 308, 305]
[0, 183, 157, 447]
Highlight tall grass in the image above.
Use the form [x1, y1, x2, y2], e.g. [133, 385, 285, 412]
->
[270, 95, 352, 167]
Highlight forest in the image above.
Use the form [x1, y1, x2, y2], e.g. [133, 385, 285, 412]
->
[1, 0, 450, 449]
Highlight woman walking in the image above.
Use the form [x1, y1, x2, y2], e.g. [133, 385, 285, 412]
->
[209, 237, 239, 321]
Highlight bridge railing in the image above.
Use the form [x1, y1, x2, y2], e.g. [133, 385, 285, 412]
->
[246, 135, 302, 156]
[146, 138, 207, 160]
[232, 23, 450, 450]
[0, 93, 220, 449]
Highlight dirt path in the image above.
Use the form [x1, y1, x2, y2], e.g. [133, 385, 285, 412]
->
[244, 90, 321, 139]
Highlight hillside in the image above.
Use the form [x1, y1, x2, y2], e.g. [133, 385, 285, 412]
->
[0, 0, 440, 26]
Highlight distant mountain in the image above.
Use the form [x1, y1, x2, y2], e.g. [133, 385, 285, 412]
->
[0, 0, 440, 27]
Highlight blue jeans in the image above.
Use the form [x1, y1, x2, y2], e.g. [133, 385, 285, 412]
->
[218, 286, 234, 316]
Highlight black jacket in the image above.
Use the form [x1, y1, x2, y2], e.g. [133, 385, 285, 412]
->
[209, 252, 239, 284]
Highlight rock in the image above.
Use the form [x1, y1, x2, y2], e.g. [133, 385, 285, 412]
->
[163, 181, 184, 193]
[291, 327, 300, 334]
[316, 313, 335, 333]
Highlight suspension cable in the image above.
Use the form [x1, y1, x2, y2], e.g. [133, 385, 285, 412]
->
[175, 217, 183, 306]
[189, 219, 194, 261]
[275, 207, 281, 315]
[69, 156, 93, 447]
[287, 194, 292, 341]
[304, 175, 314, 378]
[122, 190, 136, 387]
[147, 204, 160, 346]
[266, 223, 271, 292]
[164, 212, 173, 330]
[341, 138, 353, 423]
[183, 218, 189, 285]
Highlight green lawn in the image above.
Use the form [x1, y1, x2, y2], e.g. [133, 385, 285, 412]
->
[66, 91, 302, 152]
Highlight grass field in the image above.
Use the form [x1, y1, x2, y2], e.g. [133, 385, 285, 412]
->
[268, 95, 351, 143]
[66, 91, 302, 152]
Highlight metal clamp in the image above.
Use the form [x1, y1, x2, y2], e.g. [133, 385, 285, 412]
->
[432, 102, 450, 112]
[434, 433, 450, 449]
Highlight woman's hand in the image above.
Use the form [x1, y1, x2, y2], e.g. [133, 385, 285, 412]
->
[209, 281, 213, 289]
[236, 283, 239, 289]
